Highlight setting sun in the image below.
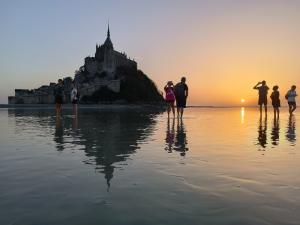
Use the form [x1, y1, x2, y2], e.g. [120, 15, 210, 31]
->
[241, 99, 245, 103]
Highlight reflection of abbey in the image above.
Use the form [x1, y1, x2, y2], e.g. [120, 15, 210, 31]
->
[8, 25, 138, 104]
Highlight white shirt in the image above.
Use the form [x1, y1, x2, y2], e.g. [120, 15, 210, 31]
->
[286, 90, 297, 102]
[71, 88, 78, 101]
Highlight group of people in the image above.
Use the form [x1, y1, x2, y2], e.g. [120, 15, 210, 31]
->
[253, 80, 297, 117]
[164, 77, 189, 118]
[54, 79, 79, 115]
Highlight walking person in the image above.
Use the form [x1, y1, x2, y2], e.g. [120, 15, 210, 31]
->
[174, 77, 188, 118]
[54, 79, 64, 115]
[270, 85, 280, 119]
[164, 81, 175, 118]
[285, 85, 297, 115]
[253, 80, 269, 115]
[71, 82, 79, 115]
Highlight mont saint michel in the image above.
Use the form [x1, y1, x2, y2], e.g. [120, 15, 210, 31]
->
[8, 26, 163, 104]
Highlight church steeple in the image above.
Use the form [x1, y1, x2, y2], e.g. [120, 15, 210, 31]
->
[104, 22, 113, 50]
[107, 23, 110, 38]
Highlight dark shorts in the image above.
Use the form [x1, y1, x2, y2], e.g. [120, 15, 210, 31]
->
[272, 100, 281, 108]
[72, 99, 78, 104]
[176, 96, 187, 108]
[55, 95, 63, 104]
[288, 102, 296, 107]
[258, 96, 267, 105]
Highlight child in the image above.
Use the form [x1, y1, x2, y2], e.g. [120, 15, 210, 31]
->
[164, 81, 175, 118]
[270, 85, 280, 118]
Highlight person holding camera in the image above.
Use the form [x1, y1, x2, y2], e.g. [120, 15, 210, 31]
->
[253, 80, 269, 115]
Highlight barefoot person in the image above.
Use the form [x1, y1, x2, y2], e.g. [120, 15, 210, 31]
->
[164, 81, 175, 118]
[270, 85, 280, 119]
[253, 80, 269, 115]
[54, 79, 64, 115]
[285, 85, 297, 115]
[174, 77, 188, 118]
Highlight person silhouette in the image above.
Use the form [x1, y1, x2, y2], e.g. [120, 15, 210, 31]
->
[285, 85, 297, 115]
[253, 80, 269, 115]
[270, 85, 280, 119]
[174, 77, 188, 118]
[164, 81, 176, 118]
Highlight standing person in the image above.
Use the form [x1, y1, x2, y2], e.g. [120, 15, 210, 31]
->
[253, 80, 269, 115]
[54, 79, 64, 115]
[164, 81, 175, 118]
[285, 85, 297, 115]
[174, 77, 188, 118]
[71, 82, 79, 115]
[270, 85, 280, 119]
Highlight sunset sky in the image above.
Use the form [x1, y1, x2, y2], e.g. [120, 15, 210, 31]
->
[0, 0, 299, 105]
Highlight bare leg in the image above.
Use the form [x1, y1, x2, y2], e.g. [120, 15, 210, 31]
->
[264, 104, 267, 115]
[291, 105, 296, 114]
[167, 103, 171, 118]
[259, 105, 262, 115]
[171, 102, 175, 117]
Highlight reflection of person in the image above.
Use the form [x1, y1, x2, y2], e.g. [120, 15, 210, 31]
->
[286, 115, 296, 144]
[54, 115, 64, 151]
[271, 117, 280, 146]
[165, 118, 175, 152]
[54, 79, 64, 115]
[285, 85, 297, 115]
[164, 81, 176, 118]
[71, 82, 79, 115]
[174, 118, 188, 156]
[253, 80, 269, 115]
[174, 77, 188, 118]
[258, 115, 267, 148]
[270, 85, 280, 119]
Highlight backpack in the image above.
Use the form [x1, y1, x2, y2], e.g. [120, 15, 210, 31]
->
[165, 88, 175, 101]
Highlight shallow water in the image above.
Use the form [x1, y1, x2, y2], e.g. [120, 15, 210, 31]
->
[0, 107, 299, 225]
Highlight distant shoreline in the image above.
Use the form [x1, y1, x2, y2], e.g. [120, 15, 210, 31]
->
[0, 104, 261, 109]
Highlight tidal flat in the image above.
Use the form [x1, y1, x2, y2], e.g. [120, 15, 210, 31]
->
[0, 107, 299, 225]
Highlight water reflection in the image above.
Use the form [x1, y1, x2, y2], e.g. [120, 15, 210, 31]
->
[8, 108, 161, 190]
[240, 107, 245, 124]
[257, 115, 267, 148]
[286, 115, 296, 145]
[165, 118, 188, 156]
[271, 116, 280, 146]
[55, 116, 64, 151]
[165, 118, 175, 153]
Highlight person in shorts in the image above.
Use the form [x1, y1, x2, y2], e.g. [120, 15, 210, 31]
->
[174, 77, 188, 118]
[253, 80, 269, 115]
[285, 85, 297, 115]
[164, 81, 176, 118]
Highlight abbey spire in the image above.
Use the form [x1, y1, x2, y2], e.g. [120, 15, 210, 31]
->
[104, 23, 113, 49]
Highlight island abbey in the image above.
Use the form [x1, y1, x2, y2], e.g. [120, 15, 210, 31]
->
[8, 25, 142, 104]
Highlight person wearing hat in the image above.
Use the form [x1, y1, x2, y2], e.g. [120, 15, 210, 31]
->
[164, 81, 176, 118]
[253, 80, 269, 115]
